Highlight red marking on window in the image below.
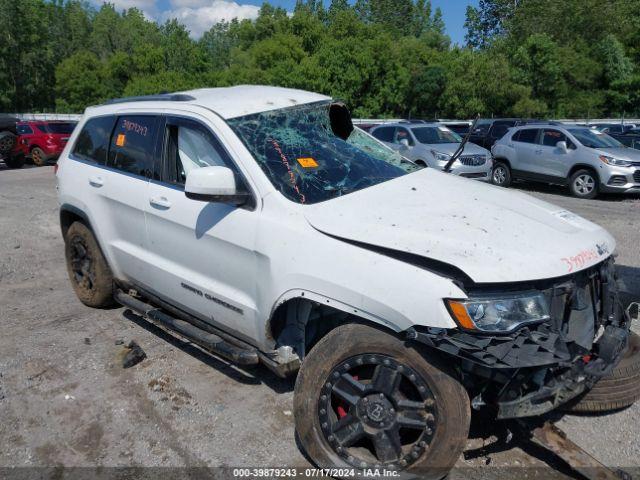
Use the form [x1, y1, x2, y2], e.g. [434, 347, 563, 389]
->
[269, 138, 306, 204]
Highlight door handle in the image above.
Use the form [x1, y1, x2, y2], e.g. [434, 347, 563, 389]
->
[149, 196, 172, 209]
[88, 176, 104, 187]
[535, 149, 543, 154]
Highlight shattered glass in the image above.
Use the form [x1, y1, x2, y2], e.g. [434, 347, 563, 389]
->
[228, 101, 417, 205]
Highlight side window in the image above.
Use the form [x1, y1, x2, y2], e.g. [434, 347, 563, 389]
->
[108, 116, 159, 177]
[512, 130, 521, 141]
[541, 129, 568, 147]
[490, 124, 510, 139]
[371, 127, 394, 142]
[473, 122, 490, 135]
[514, 129, 539, 144]
[72, 116, 117, 165]
[163, 117, 241, 188]
[394, 127, 414, 146]
[17, 125, 33, 135]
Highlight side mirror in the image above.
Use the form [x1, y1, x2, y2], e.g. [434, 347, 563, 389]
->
[399, 138, 410, 149]
[185, 166, 250, 206]
[556, 141, 568, 153]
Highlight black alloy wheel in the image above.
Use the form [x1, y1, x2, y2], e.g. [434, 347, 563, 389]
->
[318, 354, 437, 469]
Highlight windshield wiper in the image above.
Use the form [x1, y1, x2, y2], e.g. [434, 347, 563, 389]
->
[444, 114, 479, 173]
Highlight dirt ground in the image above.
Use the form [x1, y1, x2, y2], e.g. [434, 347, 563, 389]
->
[0, 165, 638, 479]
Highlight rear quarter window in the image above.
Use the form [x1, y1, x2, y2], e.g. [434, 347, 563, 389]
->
[514, 129, 539, 144]
[16, 125, 33, 135]
[72, 116, 117, 165]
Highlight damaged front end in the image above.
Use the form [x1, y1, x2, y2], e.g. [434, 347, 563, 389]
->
[408, 258, 631, 419]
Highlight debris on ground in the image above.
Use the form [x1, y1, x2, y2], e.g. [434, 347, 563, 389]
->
[120, 340, 146, 369]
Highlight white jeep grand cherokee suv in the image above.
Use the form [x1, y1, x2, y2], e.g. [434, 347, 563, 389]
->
[57, 86, 634, 478]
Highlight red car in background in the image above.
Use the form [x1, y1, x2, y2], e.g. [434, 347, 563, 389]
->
[13, 121, 77, 166]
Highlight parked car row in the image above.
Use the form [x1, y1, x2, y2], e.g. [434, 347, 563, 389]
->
[0, 118, 76, 169]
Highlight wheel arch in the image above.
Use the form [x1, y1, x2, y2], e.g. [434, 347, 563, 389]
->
[493, 157, 512, 169]
[568, 164, 601, 182]
[60, 204, 93, 237]
[266, 291, 404, 359]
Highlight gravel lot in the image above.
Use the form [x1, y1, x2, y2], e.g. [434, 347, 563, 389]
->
[0, 165, 638, 479]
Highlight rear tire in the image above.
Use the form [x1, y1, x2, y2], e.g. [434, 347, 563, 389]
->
[64, 221, 114, 308]
[294, 324, 470, 480]
[492, 161, 512, 187]
[0, 131, 16, 154]
[569, 169, 598, 199]
[415, 159, 427, 168]
[565, 332, 640, 413]
[4, 153, 25, 169]
[31, 147, 47, 167]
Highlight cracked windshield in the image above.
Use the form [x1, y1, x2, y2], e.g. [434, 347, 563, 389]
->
[228, 102, 418, 205]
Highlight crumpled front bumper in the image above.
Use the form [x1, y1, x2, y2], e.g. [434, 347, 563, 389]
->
[408, 258, 631, 419]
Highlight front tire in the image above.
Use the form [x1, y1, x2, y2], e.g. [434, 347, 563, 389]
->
[492, 161, 512, 187]
[64, 221, 114, 308]
[569, 169, 598, 199]
[294, 324, 470, 480]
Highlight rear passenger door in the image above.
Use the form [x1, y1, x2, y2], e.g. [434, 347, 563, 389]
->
[511, 128, 540, 174]
[73, 114, 159, 283]
[143, 115, 259, 339]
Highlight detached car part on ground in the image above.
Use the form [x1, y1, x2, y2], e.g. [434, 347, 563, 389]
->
[56, 87, 638, 479]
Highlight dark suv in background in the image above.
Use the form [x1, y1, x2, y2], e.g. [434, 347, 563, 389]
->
[469, 118, 539, 149]
[0, 114, 20, 168]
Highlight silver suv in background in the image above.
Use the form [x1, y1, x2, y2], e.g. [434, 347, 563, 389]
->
[491, 124, 640, 198]
[370, 122, 493, 181]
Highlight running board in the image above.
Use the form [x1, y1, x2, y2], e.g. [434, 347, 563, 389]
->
[115, 290, 259, 366]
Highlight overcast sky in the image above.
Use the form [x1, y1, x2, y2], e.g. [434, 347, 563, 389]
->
[95, 0, 478, 42]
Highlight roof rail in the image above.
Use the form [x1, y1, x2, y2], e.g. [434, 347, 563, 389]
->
[104, 93, 196, 105]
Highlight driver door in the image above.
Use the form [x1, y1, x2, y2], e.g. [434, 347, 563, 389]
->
[143, 114, 259, 339]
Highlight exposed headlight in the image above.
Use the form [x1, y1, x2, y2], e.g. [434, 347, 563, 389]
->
[446, 292, 550, 333]
[599, 155, 632, 167]
[431, 150, 451, 163]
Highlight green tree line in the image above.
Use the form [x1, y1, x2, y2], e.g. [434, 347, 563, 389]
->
[1, 0, 639, 118]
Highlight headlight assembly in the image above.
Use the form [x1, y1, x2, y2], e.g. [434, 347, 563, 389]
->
[599, 155, 632, 167]
[446, 292, 550, 333]
[431, 150, 451, 163]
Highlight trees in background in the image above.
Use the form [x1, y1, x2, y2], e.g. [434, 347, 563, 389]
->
[0, 0, 638, 118]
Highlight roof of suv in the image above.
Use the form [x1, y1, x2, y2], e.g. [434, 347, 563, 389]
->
[95, 86, 332, 120]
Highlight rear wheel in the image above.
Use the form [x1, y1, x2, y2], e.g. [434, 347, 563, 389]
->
[492, 161, 512, 187]
[31, 147, 47, 167]
[569, 169, 598, 199]
[414, 159, 427, 168]
[64, 221, 114, 308]
[294, 324, 470, 479]
[565, 332, 640, 413]
[0, 131, 16, 154]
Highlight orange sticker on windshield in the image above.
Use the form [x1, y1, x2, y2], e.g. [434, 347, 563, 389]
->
[297, 157, 318, 168]
[116, 134, 126, 147]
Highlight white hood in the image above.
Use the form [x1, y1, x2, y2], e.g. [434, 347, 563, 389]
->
[304, 169, 615, 284]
